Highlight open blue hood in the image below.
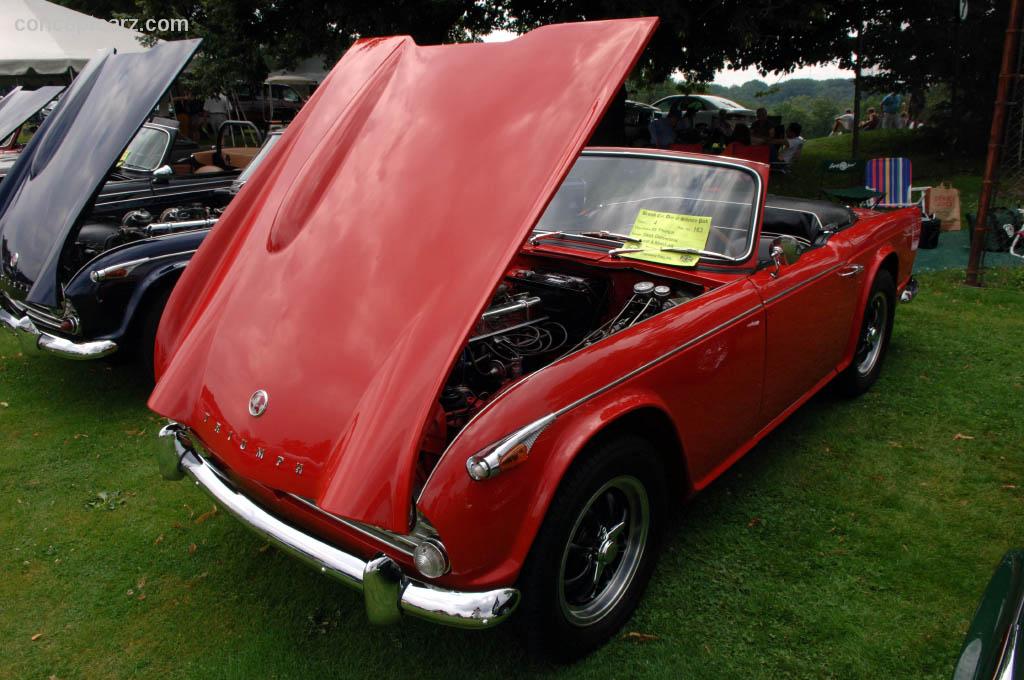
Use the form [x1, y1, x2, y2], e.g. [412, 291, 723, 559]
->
[0, 39, 200, 307]
[0, 86, 64, 144]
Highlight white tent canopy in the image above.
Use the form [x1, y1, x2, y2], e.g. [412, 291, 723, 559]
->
[0, 0, 148, 77]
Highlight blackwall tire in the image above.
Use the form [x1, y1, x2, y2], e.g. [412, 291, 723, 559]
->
[518, 434, 668, 662]
[835, 269, 896, 397]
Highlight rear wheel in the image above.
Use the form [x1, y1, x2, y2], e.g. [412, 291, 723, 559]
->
[835, 269, 895, 396]
[518, 435, 667, 661]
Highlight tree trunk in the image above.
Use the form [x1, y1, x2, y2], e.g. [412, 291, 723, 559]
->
[852, 24, 864, 159]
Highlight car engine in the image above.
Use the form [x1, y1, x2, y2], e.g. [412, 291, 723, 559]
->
[437, 266, 696, 440]
[63, 205, 221, 279]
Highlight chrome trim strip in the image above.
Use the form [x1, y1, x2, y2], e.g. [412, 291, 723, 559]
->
[84, 249, 197, 284]
[99, 178, 233, 198]
[553, 305, 762, 418]
[762, 264, 844, 304]
[156, 424, 519, 630]
[95, 185, 233, 207]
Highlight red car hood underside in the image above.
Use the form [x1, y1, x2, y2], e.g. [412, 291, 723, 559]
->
[148, 18, 657, 532]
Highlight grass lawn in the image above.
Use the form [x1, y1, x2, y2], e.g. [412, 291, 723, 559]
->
[1, 267, 1022, 679]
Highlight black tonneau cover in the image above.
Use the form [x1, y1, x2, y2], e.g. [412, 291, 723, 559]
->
[763, 195, 857, 242]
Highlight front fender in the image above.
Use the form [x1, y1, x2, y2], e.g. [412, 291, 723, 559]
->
[417, 389, 678, 591]
[64, 233, 206, 341]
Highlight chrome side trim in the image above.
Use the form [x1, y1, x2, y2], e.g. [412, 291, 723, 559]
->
[99, 177, 232, 198]
[156, 424, 519, 630]
[553, 305, 762, 418]
[88, 250, 198, 283]
[762, 264, 844, 304]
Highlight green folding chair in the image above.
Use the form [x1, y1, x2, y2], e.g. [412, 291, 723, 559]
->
[819, 159, 884, 206]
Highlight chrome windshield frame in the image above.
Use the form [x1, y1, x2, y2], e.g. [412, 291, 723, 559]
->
[533, 149, 764, 267]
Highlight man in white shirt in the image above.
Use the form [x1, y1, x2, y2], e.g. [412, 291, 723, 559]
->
[831, 109, 854, 135]
[203, 93, 230, 137]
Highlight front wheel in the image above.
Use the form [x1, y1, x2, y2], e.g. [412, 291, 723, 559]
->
[518, 435, 667, 661]
[835, 269, 896, 396]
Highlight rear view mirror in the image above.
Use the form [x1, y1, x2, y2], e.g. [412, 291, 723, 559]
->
[769, 235, 800, 278]
[152, 164, 173, 183]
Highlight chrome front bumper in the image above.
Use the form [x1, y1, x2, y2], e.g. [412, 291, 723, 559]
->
[0, 306, 117, 359]
[156, 423, 519, 629]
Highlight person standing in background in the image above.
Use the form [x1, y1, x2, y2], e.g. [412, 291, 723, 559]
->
[204, 93, 230, 139]
[880, 92, 902, 129]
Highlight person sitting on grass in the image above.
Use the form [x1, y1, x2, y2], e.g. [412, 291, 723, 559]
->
[860, 108, 880, 131]
[831, 109, 854, 135]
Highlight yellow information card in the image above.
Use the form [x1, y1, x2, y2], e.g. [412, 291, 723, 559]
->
[621, 209, 713, 267]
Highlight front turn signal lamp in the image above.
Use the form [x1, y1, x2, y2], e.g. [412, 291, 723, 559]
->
[465, 414, 556, 481]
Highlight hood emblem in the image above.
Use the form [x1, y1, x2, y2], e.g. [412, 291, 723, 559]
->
[248, 389, 269, 417]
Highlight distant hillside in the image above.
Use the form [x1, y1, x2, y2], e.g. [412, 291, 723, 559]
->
[706, 79, 855, 109]
[629, 77, 892, 140]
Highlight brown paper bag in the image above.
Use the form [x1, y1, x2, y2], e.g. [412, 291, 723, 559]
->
[926, 184, 962, 231]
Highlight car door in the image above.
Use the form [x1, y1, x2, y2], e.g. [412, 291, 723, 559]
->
[749, 236, 863, 423]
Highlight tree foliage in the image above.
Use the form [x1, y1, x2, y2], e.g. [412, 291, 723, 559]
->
[51, 0, 1009, 150]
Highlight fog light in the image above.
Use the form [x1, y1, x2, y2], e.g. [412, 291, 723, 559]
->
[412, 539, 449, 579]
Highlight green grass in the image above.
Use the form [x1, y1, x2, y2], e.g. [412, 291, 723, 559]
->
[2, 269, 1022, 678]
[771, 129, 984, 205]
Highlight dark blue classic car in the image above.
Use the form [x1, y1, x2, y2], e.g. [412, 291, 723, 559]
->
[0, 39, 279, 375]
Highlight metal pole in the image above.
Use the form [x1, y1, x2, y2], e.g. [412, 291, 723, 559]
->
[966, 0, 1023, 286]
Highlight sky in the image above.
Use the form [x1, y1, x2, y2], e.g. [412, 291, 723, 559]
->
[482, 30, 853, 87]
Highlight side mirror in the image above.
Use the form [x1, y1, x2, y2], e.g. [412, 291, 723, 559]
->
[769, 235, 801, 278]
[152, 165, 173, 183]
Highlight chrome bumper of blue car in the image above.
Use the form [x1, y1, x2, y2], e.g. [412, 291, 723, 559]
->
[156, 423, 519, 630]
[0, 306, 117, 359]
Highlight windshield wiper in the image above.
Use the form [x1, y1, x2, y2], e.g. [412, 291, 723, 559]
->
[579, 230, 642, 243]
[608, 246, 744, 263]
[530, 231, 628, 247]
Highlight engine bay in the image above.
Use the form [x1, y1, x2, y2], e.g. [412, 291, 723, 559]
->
[423, 255, 706, 463]
[62, 204, 222, 281]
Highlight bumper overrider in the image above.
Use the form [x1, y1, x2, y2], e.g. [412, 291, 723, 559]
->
[156, 422, 519, 629]
[0, 304, 117, 359]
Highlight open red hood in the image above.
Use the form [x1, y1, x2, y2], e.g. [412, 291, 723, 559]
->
[148, 18, 658, 532]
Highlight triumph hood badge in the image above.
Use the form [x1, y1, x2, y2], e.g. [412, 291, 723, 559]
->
[248, 390, 269, 417]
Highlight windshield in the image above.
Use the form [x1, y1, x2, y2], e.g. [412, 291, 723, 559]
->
[117, 125, 170, 171]
[236, 132, 281, 184]
[535, 154, 760, 262]
[707, 96, 745, 110]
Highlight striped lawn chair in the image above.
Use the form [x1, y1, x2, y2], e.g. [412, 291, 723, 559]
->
[864, 157, 929, 210]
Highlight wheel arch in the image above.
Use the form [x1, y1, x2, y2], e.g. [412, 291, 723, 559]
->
[840, 247, 898, 370]
[422, 387, 693, 590]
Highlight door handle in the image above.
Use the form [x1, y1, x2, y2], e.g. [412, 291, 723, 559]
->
[838, 264, 864, 278]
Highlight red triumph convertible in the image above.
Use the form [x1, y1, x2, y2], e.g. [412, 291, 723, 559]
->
[150, 18, 920, 659]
